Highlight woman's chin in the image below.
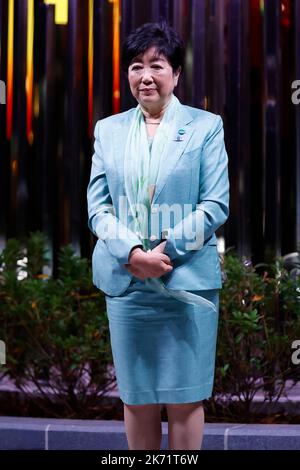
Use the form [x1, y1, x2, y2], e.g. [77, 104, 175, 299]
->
[140, 95, 157, 100]
[140, 96, 161, 105]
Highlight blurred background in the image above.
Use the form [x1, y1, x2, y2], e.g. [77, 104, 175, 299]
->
[0, 0, 299, 274]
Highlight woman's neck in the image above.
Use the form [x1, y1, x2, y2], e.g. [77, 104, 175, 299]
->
[140, 95, 173, 121]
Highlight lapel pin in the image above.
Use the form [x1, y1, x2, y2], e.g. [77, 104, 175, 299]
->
[174, 128, 186, 141]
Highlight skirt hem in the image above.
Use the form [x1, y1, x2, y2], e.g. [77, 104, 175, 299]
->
[119, 383, 213, 405]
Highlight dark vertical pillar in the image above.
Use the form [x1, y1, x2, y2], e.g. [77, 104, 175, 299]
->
[172, 0, 188, 102]
[151, 0, 170, 22]
[120, 0, 135, 111]
[37, 2, 56, 273]
[0, 0, 8, 252]
[94, 0, 113, 119]
[191, 0, 206, 109]
[182, 0, 192, 105]
[226, 0, 251, 257]
[79, 2, 91, 260]
[263, 0, 281, 260]
[280, 0, 296, 255]
[249, 0, 264, 264]
[205, 0, 226, 114]
[10, 0, 28, 240]
[132, 0, 152, 27]
[296, 0, 300, 247]
[65, 0, 88, 256]
[213, 0, 226, 114]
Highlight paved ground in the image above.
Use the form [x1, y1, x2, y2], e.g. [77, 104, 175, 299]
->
[0, 416, 300, 450]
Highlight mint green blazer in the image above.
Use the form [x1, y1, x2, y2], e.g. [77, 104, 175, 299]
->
[87, 99, 230, 296]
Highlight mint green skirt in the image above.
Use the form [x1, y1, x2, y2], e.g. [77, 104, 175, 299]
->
[105, 276, 219, 405]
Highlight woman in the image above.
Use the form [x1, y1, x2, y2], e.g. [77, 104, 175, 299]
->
[87, 21, 229, 450]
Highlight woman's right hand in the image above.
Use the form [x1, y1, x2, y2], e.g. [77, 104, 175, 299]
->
[124, 247, 173, 280]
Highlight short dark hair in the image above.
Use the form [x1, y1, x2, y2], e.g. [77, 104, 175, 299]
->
[121, 21, 185, 74]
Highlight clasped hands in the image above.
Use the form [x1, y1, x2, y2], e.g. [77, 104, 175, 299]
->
[124, 240, 173, 280]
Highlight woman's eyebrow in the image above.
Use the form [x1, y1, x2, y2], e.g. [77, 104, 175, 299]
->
[131, 57, 166, 64]
[150, 57, 166, 62]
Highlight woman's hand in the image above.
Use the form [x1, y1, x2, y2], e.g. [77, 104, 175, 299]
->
[124, 244, 173, 280]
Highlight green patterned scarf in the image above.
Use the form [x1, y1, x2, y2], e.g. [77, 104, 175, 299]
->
[124, 93, 179, 250]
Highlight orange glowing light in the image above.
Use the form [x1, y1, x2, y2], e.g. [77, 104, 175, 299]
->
[26, 0, 34, 144]
[11, 159, 17, 174]
[109, 0, 121, 114]
[6, 0, 14, 139]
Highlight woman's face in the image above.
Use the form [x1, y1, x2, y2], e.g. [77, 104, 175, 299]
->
[127, 46, 181, 111]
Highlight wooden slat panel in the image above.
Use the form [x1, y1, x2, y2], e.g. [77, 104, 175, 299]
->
[263, 0, 281, 259]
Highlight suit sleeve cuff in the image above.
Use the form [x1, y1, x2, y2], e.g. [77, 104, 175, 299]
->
[118, 241, 144, 265]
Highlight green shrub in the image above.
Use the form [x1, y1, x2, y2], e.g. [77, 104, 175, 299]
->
[210, 249, 300, 422]
[0, 232, 113, 418]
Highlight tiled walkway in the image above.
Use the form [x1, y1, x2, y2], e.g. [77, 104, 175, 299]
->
[0, 416, 300, 450]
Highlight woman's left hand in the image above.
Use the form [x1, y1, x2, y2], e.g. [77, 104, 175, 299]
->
[124, 240, 170, 279]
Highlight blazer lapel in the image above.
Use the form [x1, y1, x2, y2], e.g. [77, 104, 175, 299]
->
[152, 104, 194, 204]
[112, 111, 134, 193]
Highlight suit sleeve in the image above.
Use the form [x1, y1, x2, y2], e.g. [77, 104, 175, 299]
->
[163, 115, 230, 260]
[87, 121, 144, 265]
